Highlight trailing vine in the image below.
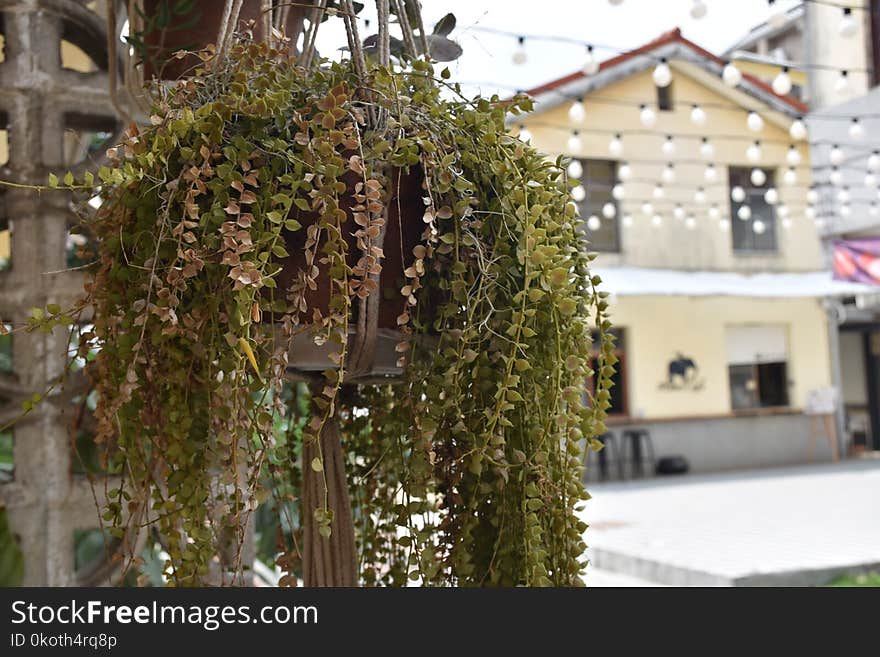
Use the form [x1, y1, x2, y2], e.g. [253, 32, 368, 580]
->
[9, 36, 615, 586]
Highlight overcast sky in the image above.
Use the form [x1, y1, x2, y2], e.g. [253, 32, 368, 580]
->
[315, 0, 804, 97]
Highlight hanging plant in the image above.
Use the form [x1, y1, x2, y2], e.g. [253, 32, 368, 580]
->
[5, 3, 615, 587]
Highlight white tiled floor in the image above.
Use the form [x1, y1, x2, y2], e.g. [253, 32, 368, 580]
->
[579, 460, 880, 584]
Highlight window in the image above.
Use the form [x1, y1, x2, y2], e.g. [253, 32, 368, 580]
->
[657, 84, 674, 111]
[575, 159, 620, 252]
[726, 325, 790, 410]
[729, 166, 777, 252]
[590, 328, 627, 415]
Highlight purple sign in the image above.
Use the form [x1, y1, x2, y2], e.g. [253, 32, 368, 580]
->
[833, 238, 880, 285]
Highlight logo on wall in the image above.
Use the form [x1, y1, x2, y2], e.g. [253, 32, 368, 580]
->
[659, 352, 705, 391]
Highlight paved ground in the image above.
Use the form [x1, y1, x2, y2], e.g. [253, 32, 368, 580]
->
[579, 459, 880, 586]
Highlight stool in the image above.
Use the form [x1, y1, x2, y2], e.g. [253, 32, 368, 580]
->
[620, 429, 656, 479]
[588, 432, 623, 481]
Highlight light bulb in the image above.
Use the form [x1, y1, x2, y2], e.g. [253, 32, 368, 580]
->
[651, 214, 663, 226]
[653, 183, 665, 199]
[815, 217, 827, 230]
[571, 184, 587, 202]
[568, 99, 586, 123]
[691, 104, 706, 125]
[704, 163, 717, 182]
[778, 204, 790, 218]
[731, 186, 746, 203]
[839, 7, 858, 38]
[789, 118, 807, 141]
[753, 218, 766, 234]
[806, 189, 819, 205]
[641, 201, 654, 216]
[805, 205, 816, 219]
[865, 173, 878, 188]
[582, 46, 600, 76]
[612, 183, 625, 200]
[781, 217, 792, 230]
[830, 167, 844, 186]
[764, 187, 779, 205]
[700, 137, 714, 159]
[685, 215, 697, 230]
[618, 163, 632, 180]
[871, 203, 880, 217]
[674, 204, 686, 220]
[662, 135, 676, 156]
[738, 205, 752, 220]
[587, 215, 602, 231]
[849, 118, 864, 140]
[622, 213, 634, 227]
[709, 204, 720, 219]
[512, 36, 527, 65]
[751, 168, 767, 186]
[694, 187, 707, 204]
[608, 133, 623, 156]
[840, 204, 852, 218]
[602, 202, 617, 219]
[719, 217, 731, 231]
[836, 70, 850, 95]
[518, 126, 532, 143]
[747, 111, 764, 132]
[568, 131, 583, 152]
[783, 167, 797, 186]
[690, 0, 707, 19]
[869, 152, 880, 172]
[567, 159, 583, 179]
[772, 67, 792, 95]
[653, 58, 672, 87]
[723, 61, 742, 87]
[747, 141, 762, 163]
[640, 104, 657, 127]
[830, 145, 844, 166]
[662, 163, 676, 183]
[787, 145, 802, 166]
[837, 187, 850, 203]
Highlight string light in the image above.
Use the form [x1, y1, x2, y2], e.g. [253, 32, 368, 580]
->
[662, 163, 676, 183]
[568, 130, 583, 152]
[651, 213, 664, 226]
[830, 144, 844, 166]
[567, 159, 583, 179]
[805, 205, 817, 219]
[738, 205, 752, 220]
[840, 204, 852, 218]
[568, 97, 586, 122]
[622, 213, 634, 227]
[694, 187, 707, 204]
[641, 201, 654, 216]
[747, 111, 764, 132]
[512, 36, 527, 65]
[790, 118, 807, 141]
[653, 183, 665, 199]
[849, 118, 864, 140]
[830, 167, 844, 186]
[869, 151, 880, 172]
[685, 215, 697, 230]
[653, 58, 672, 87]
[640, 104, 657, 127]
[662, 135, 676, 156]
[691, 104, 707, 125]
[518, 125, 532, 143]
[806, 188, 819, 205]
[571, 184, 587, 202]
[787, 145, 802, 166]
[583, 46, 600, 76]
[704, 163, 717, 182]
[690, 0, 707, 19]
[837, 187, 850, 203]
[772, 67, 792, 96]
[722, 61, 742, 87]
[719, 217, 731, 231]
[753, 218, 766, 234]
[618, 163, 632, 180]
[751, 168, 767, 186]
[839, 7, 858, 38]
[609, 133, 624, 156]
[587, 215, 602, 230]
[783, 167, 798, 186]
[747, 140, 762, 163]
[612, 183, 626, 199]
[603, 202, 617, 218]
[764, 187, 779, 205]
[700, 137, 715, 159]
[865, 173, 877, 189]
[778, 204, 789, 218]
[674, 204, 686, 220]
[836, 70, 850, 95]
[731, 186, 746, 203]
[709, 204, 721, 219]
[781, 216, 792, 230]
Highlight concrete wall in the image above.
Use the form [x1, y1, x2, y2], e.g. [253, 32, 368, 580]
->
[519, 66, 823, 273]
[609, 295, 832, 419]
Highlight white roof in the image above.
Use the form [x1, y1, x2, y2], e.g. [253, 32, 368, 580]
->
[592, 266, 878, 298]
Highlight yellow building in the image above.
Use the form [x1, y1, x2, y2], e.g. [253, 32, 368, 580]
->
[516, 29, 872, 474]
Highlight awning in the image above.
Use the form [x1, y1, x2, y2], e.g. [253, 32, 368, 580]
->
[592, 266, 879, 298]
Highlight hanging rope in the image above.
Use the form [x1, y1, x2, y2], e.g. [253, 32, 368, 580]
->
[393, 0, 418, 60]
[406, 0, 429, 59]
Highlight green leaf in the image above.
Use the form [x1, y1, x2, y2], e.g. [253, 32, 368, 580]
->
[48, 173, 58, 188]
[63, 171, 74, 186]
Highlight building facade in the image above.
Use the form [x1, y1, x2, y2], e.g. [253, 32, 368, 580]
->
[515, 29, 870, 474]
